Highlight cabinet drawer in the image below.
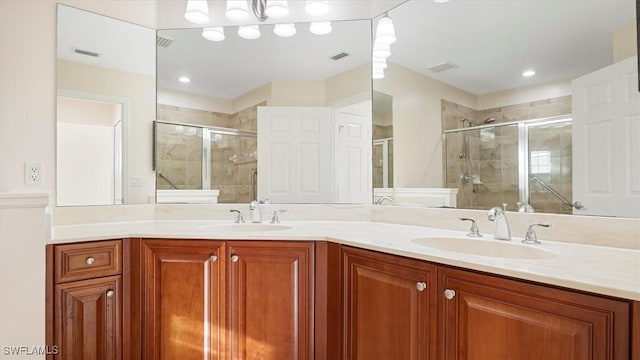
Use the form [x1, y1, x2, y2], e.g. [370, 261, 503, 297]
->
[54, 240, 122, 283]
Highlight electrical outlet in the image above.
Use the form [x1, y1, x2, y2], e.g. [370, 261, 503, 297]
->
[24, 163, 42, 186]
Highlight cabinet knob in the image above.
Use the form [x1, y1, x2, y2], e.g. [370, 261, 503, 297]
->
[231, 255, 239, 263]
[86, 257, 95, 265]
[443, 289, 456, 300]
[106, 290, 114, 298]
[416, 282, 427, 292]
[210, 255, 218, 263]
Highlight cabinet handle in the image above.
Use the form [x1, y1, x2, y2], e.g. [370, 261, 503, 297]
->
[86, 257, 95, 265]
[231, 255, 239, 263]
[416, 282, 427, 291]
[443, 289, 456, 300]
[210, 255, 218, 263]
[106, 290, 114, 298]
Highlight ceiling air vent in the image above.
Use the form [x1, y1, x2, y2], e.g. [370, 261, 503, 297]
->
[428, 61, 458, 73]
[74, 48, 100, 57]
[331, 52, 349, 61]
[157, 36, 174, 48]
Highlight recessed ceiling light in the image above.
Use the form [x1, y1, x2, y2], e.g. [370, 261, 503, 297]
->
[178, 76, 191, 83]
[522, 70, 536, 77]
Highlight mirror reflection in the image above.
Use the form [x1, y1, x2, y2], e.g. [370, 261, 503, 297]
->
[373, 0, 639, 217]
[156, 19, 372, 204]
[56, 5, 156, 206]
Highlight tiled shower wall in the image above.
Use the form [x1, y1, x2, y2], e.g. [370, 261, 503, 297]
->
[442, 96, 573, 214]
[156, 102, 264, 203]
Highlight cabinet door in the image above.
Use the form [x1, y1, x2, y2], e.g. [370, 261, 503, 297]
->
[342, 246, 437, 360]
[141, 240, 225, 360]
[55, 275, 121, 360]
[227, 241, 313, 360]
[439, 266, 630, 360]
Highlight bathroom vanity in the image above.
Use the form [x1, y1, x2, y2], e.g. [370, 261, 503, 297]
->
[44, 220, 639, 360]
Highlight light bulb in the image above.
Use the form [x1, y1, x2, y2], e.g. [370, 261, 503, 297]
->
[372, 69, 385, 80]
[184, 0, 210, 24]
[309, 21, 332, 35]
[372, 42, 391, 58]
[226, 0, 250, 21]
[238, 25, 261, 40]
[305, 0, 329, 16]
[375, 15, 396, 44]
[372, 57, 387, 70]
[274, 23, 296, 37]
[265, 0, 290, 18]
[202, 27, 225, 41]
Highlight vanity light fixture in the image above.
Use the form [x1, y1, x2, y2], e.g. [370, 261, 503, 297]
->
[184, 0, 210, 24]
[372, 41, 391, 58]
[522, 69, 536, 77]
[226, 0, 251, 21]
[274, 23, 296, 37]
[309, 21, 332, 35]
[372, 68, 385, 80]
[375, 13, 396, 44]
[178, 76, 191, 83]
[372, 56, 388, 70]
[305, 0, 329, 16]
[265, 0, 290, 18]
[202, 27, 225, 41]
[238, 24, 261, 39]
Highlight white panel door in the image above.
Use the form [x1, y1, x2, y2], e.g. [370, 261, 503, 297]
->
[335, 111, 372, 203]
[258, 106, 333, 203]
[572, 56, 640, 217]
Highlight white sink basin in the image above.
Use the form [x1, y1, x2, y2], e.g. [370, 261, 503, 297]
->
[199, 223, 292, 232]
[411, 237, 555, 260]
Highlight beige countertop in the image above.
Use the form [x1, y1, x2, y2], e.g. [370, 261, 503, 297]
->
[50, 220, 640, 301]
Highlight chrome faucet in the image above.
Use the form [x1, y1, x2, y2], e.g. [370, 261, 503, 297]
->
[230, 209, 245, 223]
[249, 200, 261, 223]
[459, 218, 482, 237]
[488, 206, 511, 240]
[375, 196, 393, 205]
[522, 223, 551, 244]
[249, 198, 270, 223]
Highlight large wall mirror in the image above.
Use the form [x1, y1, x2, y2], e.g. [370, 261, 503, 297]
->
[156, 19, 372, 204]
[374, 0, 639, 218]
[56, 5, 156, 206]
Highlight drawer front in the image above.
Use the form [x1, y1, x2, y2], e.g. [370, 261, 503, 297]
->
[55, 240, 122, 283]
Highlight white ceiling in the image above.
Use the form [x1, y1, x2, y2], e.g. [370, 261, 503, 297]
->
[157, 19, 372, 99]
[58, 1, 636, 98]
[387, 0, 635, 95]
[57, 5, 156, 77]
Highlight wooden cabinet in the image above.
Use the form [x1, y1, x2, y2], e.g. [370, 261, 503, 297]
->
[55, 276, 122, 360]
[140, 239, 313, 360]
[48, 240, 123, 360]
[342, 246, 437, 360]
[227, 241, 314, 360]
[438, 266, 630, 360]
[141, 239, 225, 360]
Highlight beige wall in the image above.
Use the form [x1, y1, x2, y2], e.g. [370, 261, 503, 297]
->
[476, 78, 572, 110]
[325, 64, 371, 105]
[374, 63, 476, 188]
[269, 80, 327, 106]
[158, 88, 233, 114]
[57, 60, 156, 204]
[613, 18, 638, 63]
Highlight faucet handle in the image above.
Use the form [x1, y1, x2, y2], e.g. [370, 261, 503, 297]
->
[459, 218, 482, 237]
[271, 210, 287, 224]
[230, 209, 245, 223]
[522, 223, 551, 244]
